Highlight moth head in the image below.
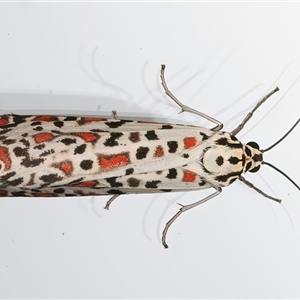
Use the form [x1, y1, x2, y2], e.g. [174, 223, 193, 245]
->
[238, 119, 300, 201]
[243, 141, 263, 173]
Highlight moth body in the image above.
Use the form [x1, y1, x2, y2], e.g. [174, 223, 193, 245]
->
[0, 114, 254, 197]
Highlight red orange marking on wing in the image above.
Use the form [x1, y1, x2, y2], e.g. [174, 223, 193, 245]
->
[184, 137, 197, 149]
[0, 118, 9, 126]
[71, 181, 97, 187]
[154, 146, 164, 157]
[0, 190, 8, 196]
[99, 153, 130, 170]
[76, 132, 99, 143]
[59, 161, 73, 176]
[33, 193, 55, 197]
[34, 132, 54, 143]
[81, 117, 105, 123]
[183, 170, 197, 182]
[0, 146, 11, 170]
[33, 116, 58, 122]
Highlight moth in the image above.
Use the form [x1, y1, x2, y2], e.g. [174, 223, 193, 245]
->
[0, 65, 299, 248]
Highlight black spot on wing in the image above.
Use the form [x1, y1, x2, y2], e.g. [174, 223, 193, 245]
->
[68, 177, 85, 185]
[107, 189, 125, 195]
[74, 144, 87, 155]
[12, 115, 28, 125]
[33, 126, 43, 131]
[105, 120, 131, 128]
[145, 180, 161, 188]
[198, 179, 206, 186]
[0, 129, 11, 135]
[51, 130, 62, 135]
[21, 157, 44, 168]
[20, 138, 30, 147]
[80, 160, 93, 170]
[136, 147, 150, 160]
[33, 144, 45, 150]
[40, 149, 55, 157]
[12, 191, 29, 197]
[90, 129, 109, 133]
[64, 116, 77, 121]
[2, 139, 16, 145]
[0, 171, 16, 182]
[103, 132, 123, 147]
[167, 141, 178, 153]
[125, 168, 134, 175]
[40, 174, 64, 185]
[127, 177, 140, 187]
[161, 124, 173, 130]
[129, 132, 140, 143]
[106, 177, 123, 188]
[145, 130, 158, 140]
[61, 138, 76, 145]
[166, 168, 177, 179]
[31, 121, 42, 126]
[54, 121, 64, 128]
[200, 132, 209, 140]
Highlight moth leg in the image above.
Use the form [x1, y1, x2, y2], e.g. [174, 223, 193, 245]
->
[231, 87, 280, 136]
[239, 175, 282, 203]
[160, 64, 223, 131]
[104, 195, 119, 210]
[162, 187, 222, 248]
[111, 110, 119, 120]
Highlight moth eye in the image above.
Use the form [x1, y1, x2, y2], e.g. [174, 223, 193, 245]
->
[246, 141, 260, 150]
[249, 165, 260, 173]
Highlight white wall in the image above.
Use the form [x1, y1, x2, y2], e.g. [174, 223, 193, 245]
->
[1, 2, 300, 298]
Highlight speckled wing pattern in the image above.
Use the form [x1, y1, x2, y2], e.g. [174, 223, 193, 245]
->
[0, 114, 226, 197]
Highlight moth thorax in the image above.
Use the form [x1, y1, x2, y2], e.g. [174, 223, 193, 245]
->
[201, 146, 244, 175]
[243, 142, 263, 173]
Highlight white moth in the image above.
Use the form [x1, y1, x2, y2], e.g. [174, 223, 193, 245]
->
[0, 65, 299, 248]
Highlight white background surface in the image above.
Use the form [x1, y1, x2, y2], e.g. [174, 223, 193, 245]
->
[0, 2, 300, 299]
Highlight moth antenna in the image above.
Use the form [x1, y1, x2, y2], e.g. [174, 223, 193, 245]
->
[262, 161, 300, 191]
[262, 118, 300, 152]
[231, 87, 280, 136]
[257, 118, 300, 192]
